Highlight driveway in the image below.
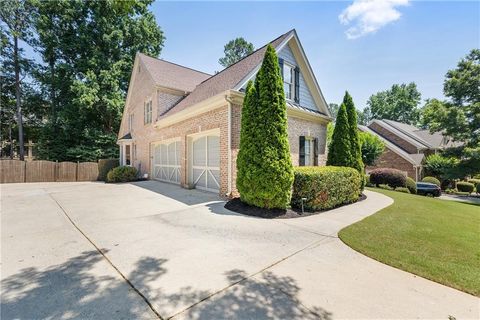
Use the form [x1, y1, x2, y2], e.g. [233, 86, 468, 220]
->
[1, 181, 478, 319]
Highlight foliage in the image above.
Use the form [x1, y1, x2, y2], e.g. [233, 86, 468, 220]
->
[32, 0, 164, 161]
[456, 182, 474, 194]
[326, 122, 334, 146]
[344, 91, 364, 175]
[291, 166, 361, 211]
[477, 183, 480, 194]
[359, 131, 385, 166]
[106, 166, 138, 183]
[356, 107, 371, 125]
[218, 37, 254, 68]
[327, 103, 339, 120]
[395, 187, 410, 194]
[422, 176, 441, 187]
[406, 177, 417, 194]
[424, 154, 458, 179]
[236, 45, 294, 209]
[327, 103, 351, 166]
[467, 179, 480, 186]
[369, 168, 406, 189]
[364, 82, 421, 125]
[340, 187, 480, 296]
[98, 158, 120, 181]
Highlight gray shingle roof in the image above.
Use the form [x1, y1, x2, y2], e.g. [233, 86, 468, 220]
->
[159, 30, 295, 118]
[138, 53, 211, 92]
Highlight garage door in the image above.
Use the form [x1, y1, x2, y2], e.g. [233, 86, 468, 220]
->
[191, 135, 220, 192]
[152, 140, 181, 184]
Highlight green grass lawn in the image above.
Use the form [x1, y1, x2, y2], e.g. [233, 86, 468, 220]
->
[339, 187, 480, 296]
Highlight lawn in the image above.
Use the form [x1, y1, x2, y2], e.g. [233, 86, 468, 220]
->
[339, 187, 480, 296]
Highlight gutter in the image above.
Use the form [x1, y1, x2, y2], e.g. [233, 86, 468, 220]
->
[225, 93, 233, 197]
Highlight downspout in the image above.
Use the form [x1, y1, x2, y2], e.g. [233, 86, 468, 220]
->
[225, 93, 233, 197]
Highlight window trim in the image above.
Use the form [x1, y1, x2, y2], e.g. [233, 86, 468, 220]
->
[144, 99, 152, 125]
[128, 113, 134, 132]
[283, 62, 295, 101]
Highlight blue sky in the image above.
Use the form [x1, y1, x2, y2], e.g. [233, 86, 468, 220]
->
[152, 1, 479, 109]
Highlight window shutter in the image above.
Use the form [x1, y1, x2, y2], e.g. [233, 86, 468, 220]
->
[294, 67, 300, 103]
[299, 136, 305, 166]
[278, 58, 284, 80]
[314, 138, 319, 166]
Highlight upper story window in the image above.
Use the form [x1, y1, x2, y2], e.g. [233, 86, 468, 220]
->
[283, 63, 294, 100]
[128, 113, 134, 132]
[144, 100, 152, 124]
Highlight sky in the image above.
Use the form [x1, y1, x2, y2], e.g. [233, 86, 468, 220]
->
[151, 0, 479, 109]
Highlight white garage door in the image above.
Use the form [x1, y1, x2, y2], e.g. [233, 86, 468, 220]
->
[152, 140, 181, 184]
[191, 135, 220, 192]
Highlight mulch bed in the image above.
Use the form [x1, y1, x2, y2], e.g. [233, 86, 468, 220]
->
[225, 193, 367, 219]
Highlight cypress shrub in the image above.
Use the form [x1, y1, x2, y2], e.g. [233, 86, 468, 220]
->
[98, 158, 119, 181]
[369, 168, 406, 189]
[344, 91, 364, 174]
[422, 176, 441, 187]
[406, 176, 417, 194]
[106, 166, 138, 183]
[456, 182, 474, 193]
[236, 45, 294, 209]
[327, 103, 352, 166]
[291, 166, 361, 211]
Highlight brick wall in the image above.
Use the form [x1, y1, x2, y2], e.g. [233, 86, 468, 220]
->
[369, 122, 419, 154]
[366, 148, 416, 179]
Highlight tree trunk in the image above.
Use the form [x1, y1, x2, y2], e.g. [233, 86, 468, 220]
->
[13, 34, 25, 161]
[49, 55, 56, 121]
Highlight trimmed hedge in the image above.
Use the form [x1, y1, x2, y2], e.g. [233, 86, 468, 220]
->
[98, 159, 119, 181]
[456, 182, 474, 194]
[291, 166, 361, 211]
[369, 168, 406, 189]
[107, 166, 138, 183]
[422, 176, 441, 187]
[406, 177, 417, 194]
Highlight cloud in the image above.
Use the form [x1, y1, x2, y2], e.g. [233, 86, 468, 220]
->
[339, 0, 409, 39]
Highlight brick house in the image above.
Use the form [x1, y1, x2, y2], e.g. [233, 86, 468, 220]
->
[117, 29, 331, 196]
[359, 119, 460, 180]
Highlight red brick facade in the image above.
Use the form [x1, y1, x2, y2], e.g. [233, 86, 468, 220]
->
[366, 148, 417, 179]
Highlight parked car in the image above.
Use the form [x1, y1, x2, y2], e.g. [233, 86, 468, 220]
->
[416, 182, 441, 197]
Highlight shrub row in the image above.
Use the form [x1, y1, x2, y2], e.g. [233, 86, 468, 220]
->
[369, 168, 406, 189]
[107, 166, 138, 183]
[406, 177, 417, 194]
[456, 181, 475, 193]
[422, 176, 441, 187]
[291, 166, 361, 211]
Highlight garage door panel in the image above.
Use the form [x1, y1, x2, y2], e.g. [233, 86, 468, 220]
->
[190, 134, 220, 192]
[153, 140, 181, 184]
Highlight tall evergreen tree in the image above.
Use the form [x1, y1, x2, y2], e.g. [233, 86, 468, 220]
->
[327, 103, 352, 166]
[236, 45, 293, 209]
[343, 91, 364, 173]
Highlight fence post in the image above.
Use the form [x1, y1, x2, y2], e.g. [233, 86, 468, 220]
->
[76, 161, 79, 181]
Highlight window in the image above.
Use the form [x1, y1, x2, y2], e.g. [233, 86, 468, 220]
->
[283, 63, 294, 100]
[125, 145, 131, 165]
[304, 138, 315, 166]
[128, 113, 134, 132]
[144, 100, 152, 124]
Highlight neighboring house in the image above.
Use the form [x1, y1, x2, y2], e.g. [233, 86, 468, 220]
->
[359, 119, 460, 180]
[117, 29, 331, 196]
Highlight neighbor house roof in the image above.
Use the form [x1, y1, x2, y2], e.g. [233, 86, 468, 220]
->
[359, 125, 424, 166]
[138, 53, 211, 93]
[159, 29, 295, 118]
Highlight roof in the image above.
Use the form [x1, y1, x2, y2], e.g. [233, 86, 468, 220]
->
[138, 53, 211, 92]
[119, 133, 132, 140]
[159, 29, 295, 118]
[359, 125, 424, 166]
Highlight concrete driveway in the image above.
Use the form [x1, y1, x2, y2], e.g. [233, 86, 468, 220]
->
[1, 181, 478, 319]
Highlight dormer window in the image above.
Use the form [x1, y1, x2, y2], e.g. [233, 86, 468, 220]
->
[283, 63, 294, 100]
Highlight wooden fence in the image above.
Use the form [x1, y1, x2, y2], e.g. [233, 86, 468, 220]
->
[0, 160, 99, 183]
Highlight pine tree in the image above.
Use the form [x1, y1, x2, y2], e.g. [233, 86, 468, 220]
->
[327, 103, 352, 166]
[343, 91, 364, 173]
[236, 45, 294, 209]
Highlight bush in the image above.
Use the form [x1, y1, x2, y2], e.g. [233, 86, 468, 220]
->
[422, 176, 441, 187]
[467, 178, 480, 186]
[236, 45, 293, 209]
[106, 166, 138, 183]
[98, 158, 119, 181]
[369, 168, 406, 189]
[476, 183, 480, 194]
[456, 182, 474, 194]
[365, 174, 374, 187]
[406, 177, 417, 194]
[396, 187, 410, 194]
[291, 166, 361, 211]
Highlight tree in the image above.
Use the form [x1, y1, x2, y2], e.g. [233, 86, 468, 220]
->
[357, 107, 371, 125]
[327, 103, 352, 167]
[365, 82, 421, 125]
[328, 103, 339, 120]
[344, 91, 364, 173]
[219, 37, 254, 68]
[359, 131, 385, 166]
[236, 45, 293, 209]
[0, 0, 36, 160]
[33, 0, 164, 161]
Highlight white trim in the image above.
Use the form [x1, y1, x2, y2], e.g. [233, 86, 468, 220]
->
[151, 138, 182, 184]
[225, 96, 233, 196]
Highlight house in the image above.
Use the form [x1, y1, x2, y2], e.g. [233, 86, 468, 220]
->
[359, 119, 460, 180]
[117, 29, 331, 196]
